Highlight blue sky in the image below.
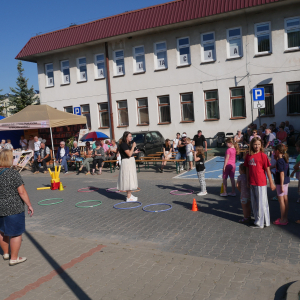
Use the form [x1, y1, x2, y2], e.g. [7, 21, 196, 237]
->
[0, 0, 168, 94]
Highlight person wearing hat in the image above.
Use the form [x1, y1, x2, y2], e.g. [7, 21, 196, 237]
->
[193, 130, 207, 152]
[176, 134, 187, 171]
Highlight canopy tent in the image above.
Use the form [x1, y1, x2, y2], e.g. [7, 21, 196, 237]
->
[0, 105, 87, 156]
[0, 116, 24, 148]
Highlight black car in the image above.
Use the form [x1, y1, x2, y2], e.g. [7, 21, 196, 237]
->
[119, 131, 165, 159]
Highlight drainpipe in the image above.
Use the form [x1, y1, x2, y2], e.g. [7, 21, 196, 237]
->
[105, 42, 115, 140]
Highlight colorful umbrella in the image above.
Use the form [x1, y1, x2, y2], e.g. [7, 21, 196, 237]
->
[80, 131, 109, 141]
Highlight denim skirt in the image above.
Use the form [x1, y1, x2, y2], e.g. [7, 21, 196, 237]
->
[0, 211, 25, 236]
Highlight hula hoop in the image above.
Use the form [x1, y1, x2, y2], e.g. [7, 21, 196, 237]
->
[113, 201, 142, 210]
[170, 189, 194, 195]
[78, 187, 100, 193]
[142, 203, 172, 213]
[38, 198, 64, 206]
[106, 187, 141, 193]
[75, 200, 102, 208]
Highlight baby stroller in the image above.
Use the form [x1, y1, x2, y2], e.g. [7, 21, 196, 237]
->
[216, 132, 225, 148]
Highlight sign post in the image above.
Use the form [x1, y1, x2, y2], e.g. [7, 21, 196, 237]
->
[74, 107, 81, 115]
[252, 88, 265, 127]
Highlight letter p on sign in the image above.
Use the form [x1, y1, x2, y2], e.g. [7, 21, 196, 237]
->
[252, 88, 265, 101]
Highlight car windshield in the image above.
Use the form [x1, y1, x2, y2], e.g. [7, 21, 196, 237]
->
[132, 133, 145, 144]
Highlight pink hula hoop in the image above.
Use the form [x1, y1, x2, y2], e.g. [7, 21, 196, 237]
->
[106, 187, 121, 193]
[170, 189, 194, 195]
[78, 187, 100, 193]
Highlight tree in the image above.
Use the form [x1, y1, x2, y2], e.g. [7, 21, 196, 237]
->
[8, 61, 40, 114]
[0, 89, 5, 116]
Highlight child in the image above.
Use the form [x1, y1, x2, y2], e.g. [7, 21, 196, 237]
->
[194, 146, 207, 196]
[236, 163, 251, 223]
[291, 140, 300, 206]
[269, 147, 278, 201]
[244, 137, 276, 229]
[186, 138, 194, 171]
[159, 139, 172, 173]
[273, 144, 290, 225]
[220, 138, 240, 197]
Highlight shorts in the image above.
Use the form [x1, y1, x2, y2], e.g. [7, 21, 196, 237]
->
[0, 211, 25, 237]
[223, 164, 236, 179]
[276, 184, 289, 197]
[186, 154, 193, 162]
[241, 198, 250, 204]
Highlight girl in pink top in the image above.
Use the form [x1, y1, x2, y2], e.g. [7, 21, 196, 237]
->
[221, 138, 240, 197]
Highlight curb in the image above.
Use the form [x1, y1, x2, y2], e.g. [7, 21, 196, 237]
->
[286, 281, 300, 300]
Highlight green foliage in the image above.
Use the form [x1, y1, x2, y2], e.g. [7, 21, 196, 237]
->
[66, 136, 76, 149]
[0, 89, 6, 116]
[8, 61, 40, 114]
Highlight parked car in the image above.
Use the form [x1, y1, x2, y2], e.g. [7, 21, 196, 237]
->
[119, 131, 165, 159]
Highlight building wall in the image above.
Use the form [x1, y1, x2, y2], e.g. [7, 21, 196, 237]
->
[37, 2, 300, 140]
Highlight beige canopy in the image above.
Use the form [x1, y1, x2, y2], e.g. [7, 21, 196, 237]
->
[0, 104, 87, 130]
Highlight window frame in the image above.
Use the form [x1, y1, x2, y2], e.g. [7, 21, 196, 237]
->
[226, 27, 243, 59]
[113, 50, 125, 76]
[157, 95, 171, 124]
[257, 84, 274, 117]
[284, 16, 300, 51]
[64, 106, 73, 114]
[200, 32, 216, 63]
[133, 46, 146, 74]
[204, 89, 219, 121]
[136, 98, 149, 125]
[177, 37, 191, 67]
[154, 41, 168, 70]
[230, 87, 246, 119]
[180, 92, 194, 122]
[117, 100, 129, 127]
[98, 102, 109, 128]
[254, 22, 272, 55]
[45, 63, 54, 87]
[80, 104, 91, 129]
[287, 81, 300, 116]
[60, 60, 70, 85]
[94, 54, 105, 80]
[76, 57, 87, 82]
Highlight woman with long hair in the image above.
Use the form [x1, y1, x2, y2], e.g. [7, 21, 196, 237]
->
[117, 131, 140, 202]
[159, 139, 172, 173]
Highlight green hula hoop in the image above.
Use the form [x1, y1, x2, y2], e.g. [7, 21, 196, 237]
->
[38, 198, 64, 206]
[75, 200, 102, 208]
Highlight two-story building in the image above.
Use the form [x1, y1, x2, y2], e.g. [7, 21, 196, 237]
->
[16, 0, 300, 140]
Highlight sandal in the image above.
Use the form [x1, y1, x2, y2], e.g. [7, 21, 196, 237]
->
[239, 217, 251, 223]
[273, 218, 288, 225]
[9, 257, 27, 266]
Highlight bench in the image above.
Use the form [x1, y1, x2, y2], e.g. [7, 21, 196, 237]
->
[135, 159, 186, 174]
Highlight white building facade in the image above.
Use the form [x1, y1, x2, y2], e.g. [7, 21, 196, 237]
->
[17, 0, 300, 140]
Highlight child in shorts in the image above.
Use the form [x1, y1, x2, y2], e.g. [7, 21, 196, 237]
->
[236, 163, 251, 223]
[186, 138, 194, 171]
[273, 143, 290, 225]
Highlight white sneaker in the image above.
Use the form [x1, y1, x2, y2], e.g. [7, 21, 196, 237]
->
[131, 195, 138, 201]
[126, 196, 138, 202]
[9, 257, 27, 266]
[180, 166, 184, 171]
[197, 191, 207, 196]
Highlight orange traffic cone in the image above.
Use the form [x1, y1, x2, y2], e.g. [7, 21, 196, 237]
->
[191, 199, 198, 212]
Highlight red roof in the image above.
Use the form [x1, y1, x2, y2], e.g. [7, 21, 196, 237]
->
[16, 0, 282, 61]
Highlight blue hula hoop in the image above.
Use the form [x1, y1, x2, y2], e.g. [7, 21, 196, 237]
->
[142, 203, 172, 213]
[114, 201, 142, 210]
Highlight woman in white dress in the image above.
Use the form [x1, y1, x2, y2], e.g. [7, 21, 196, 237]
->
[117, 132, 140, 202]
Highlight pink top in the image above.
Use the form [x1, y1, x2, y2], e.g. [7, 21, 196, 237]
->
[225, 147, 236, 166]
[102, 144, 109, 153]
[237, 174, 250, 199]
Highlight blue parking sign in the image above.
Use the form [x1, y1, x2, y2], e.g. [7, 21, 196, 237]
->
[74, 107, 81, 115]
[252, 88, 265, 101]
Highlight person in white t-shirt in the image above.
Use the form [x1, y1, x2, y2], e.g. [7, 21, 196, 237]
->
[33, 136, 41, 166]
[19, 136, 27, 150]
[173, 133, 181, 152]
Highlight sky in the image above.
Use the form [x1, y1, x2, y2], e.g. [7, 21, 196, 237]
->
[0, 0, 168, 95]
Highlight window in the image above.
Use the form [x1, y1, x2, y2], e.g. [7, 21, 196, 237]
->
[117, 101, 129, 126]
[204, 90, 219, 120]
[114, 50, 125, 76]
[227, 27, 243, 58]
[158, 96, 171, 123]
[154, 42, 167, 70]
[257, 85, 274, 116]
[177, 37, 190, 66]
[81, 104, 91, 129]
[95, 54, 105, 79]
[136, 98, 149, 125]
[287, 82, 300, 114]
[45, 63, 54, 87]
[180, 93, 194, 121]
[99, 103, 109, 128]
[201, 32, 216, 62]
[255, 22, 272, 54]
[133, 46, 145, 73]
[64, 106, 73, 114]
[77, 57, 87, 81]
[285, 17, 300, 50]
[230, 87, 246, 118]
[61, 60, 70, 84]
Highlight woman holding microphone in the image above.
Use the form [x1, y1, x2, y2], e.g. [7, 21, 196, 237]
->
[117, 131, 139, 202]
